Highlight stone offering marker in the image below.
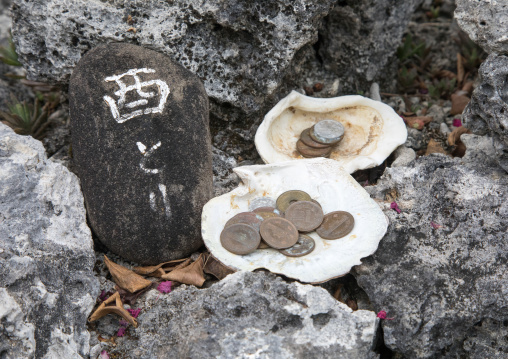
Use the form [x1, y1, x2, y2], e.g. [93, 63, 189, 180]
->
[70, 43, 212, 265]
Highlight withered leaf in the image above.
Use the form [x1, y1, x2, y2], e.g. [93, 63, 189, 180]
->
[89, 292, 138, 327]
[104, 255, 152, 293]
[404, 116, 433, 130]
[457, 53, 465, 85]
[425, 139, 449, 156]
[450, 93, 470, 115]
[448, 127, 471, 146]
[204, 255, 235, 280]
[448, 126, 471, 157]
[133, 258, 189, 277]
[116, 282, 157, 306]
[162, 253, 206, 287]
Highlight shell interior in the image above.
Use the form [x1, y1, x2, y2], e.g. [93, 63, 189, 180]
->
[201, 158, 388, 283]
[255, 91, 407, 173]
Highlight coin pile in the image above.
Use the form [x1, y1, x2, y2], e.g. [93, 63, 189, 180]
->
[220, 190, 355, 258]
[296, 119, 345, 158]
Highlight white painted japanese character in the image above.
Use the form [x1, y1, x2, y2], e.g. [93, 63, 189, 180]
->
[103, 68, 170, 123]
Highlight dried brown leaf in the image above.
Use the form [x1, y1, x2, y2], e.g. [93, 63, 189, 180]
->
[133, 258, 189, 276]
[462, 81, 474, 94]
[450, 94, 470, 115]
[457, 53, 465, 85]
[425, 139, 449, 156]
[104, 255, 152, 293]
[89, 292, 138, 327]
[448, 127, 471, 146]
[204, 255, 235, 280]
[116, 282, 158, 306]
[162, 253, 206, 287]
[404, 116, 433, 130]
[436, 69, 457, 80]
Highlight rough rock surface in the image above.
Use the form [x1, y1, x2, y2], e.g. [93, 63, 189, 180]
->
[319, 0, 424, 91]
[11, 0, 335, 120]
[0, 123, 99, 358]
[463, 53, 508, 172]
[355, 135, 508, 358]
[70, 43, 213, 265]
[455, 0, 508, 55]
[102, 271, 379, 359]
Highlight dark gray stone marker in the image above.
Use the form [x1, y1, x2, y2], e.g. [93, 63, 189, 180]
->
[69, 43, 212, 265]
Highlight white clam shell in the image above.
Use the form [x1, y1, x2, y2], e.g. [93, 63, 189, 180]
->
[255, 91, 407, 173]
[201, 158, 388, 283]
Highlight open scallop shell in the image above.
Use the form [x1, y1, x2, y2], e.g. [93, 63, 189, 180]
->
[201, 158, 388, 283]
[255, 91, 407, 173]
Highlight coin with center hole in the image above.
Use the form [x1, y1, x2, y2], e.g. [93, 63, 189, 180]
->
[276, 190, 312, 212]
[310, 119, 345, 144]
[279, 234, 316, 257]
[252, 207, 281, 216]
[316, 211, 355, 239]
[249, 197, 276, 211]
[299, 128, 330, 149]
[220, 223, 261, 255]
[259, 217, 299, 249]
[225, 212, 263, 231]
[284, 201, 324, 232]
[296, 140, 333, 158]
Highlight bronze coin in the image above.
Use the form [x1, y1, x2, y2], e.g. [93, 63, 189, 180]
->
[259, 217, 299, 249]
[276, 190, 312, 213]
[299, 128, 330, 149]
[249, 197, 276, 211]
[316, 211, 355, 240]
[225, 212, 263, 231]
[297, 140, 333, 158]
[284, 201, 324, 232]
[311, 199, 322, 208]
[279, 234, 316, 257]
[255, 211, 280, 220]
[252, 207, 281, 216]
[220, 223, 261, 255]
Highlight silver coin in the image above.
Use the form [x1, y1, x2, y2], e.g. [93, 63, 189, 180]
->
[279, 234, 316, 257]
[249, 197, 276, 211]
[310, 120, 345, 144]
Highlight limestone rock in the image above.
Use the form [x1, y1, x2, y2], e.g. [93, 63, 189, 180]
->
[355, 139, 508, 358]
[11, 0, 335, 120]
[455, 0, 508, 55]
[0, 122, 99, 358]
[70, 43, 213, 265]
[318, 0, 424, 91]
[104, 271, 379, 358]
[462, 53, 508, 171]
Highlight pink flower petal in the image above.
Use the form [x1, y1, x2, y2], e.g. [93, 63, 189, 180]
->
[452, 119, 462, 127]
[127, 308, 141, 318]
[99, 290, 108, 302]
[431, 221, 442, 229]
[390, 202, 401, 214]
[117, 326, 126, 337]
[157, 281, 172, 294]
[119, 320, 129, 327]
[100, 350, 110, 359]
[377, 310, 394, 320]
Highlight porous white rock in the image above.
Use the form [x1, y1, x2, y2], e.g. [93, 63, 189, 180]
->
[109, 271, 380, 358]
[0, 123, 99, 358]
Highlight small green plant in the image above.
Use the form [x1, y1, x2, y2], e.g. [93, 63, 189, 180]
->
[455, 32, 486, 71]
[429, 6, 440, 19]
[0, 96, 51, 139]
[397, 66, 418, 92]
[428, 78, 457, 100]
[0, 33, 22, 67]
[397, 34, 428, 65]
